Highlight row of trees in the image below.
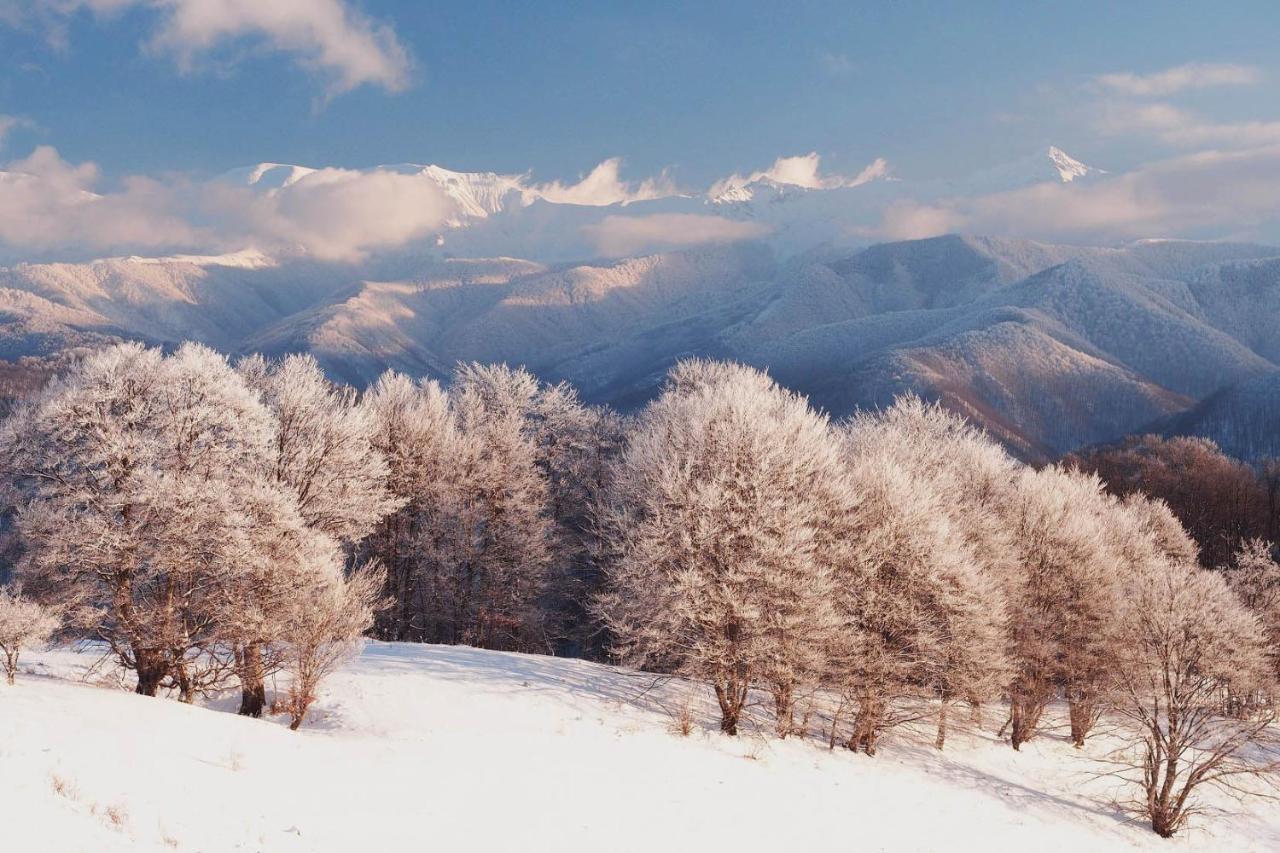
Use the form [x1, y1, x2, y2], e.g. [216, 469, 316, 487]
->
[0, 344, 1276, 835]
[592, 363, 1279, 837]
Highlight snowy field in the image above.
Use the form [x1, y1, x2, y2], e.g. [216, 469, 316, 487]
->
[3, 643, 1277, 852]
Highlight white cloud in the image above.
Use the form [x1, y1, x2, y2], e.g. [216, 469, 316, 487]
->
[0, 149, 686, 262]
[8, 0, 412, 95]
[581, 213, 771, 256]
[215, 166, 457, 261]
[1101, 101, 1280, 149]
[870, 146, 1280, 243]
[709, 153, 890, 199]
[0, 146, 202, 254]
[530, 158, 677, 207]
[1094, 62, 1260, 97]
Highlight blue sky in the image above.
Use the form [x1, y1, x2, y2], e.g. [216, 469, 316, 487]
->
[3, 1, 1280, 261]
[2, 0, 1278, 185]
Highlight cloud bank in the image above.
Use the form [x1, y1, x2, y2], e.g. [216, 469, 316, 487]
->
[0, 148, 455, 262]
[581, 214, 771, 256]
[1101, 102, 1280, 149]
[874, 146, 1280, 243]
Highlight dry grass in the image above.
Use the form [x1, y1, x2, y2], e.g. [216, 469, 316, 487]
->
[49, 773, 79, 801]
[667, 700, 695, 737]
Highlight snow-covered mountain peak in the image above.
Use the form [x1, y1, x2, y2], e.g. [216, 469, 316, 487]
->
[413, 164, 530, 218]
[1046, 146, 1099, 183]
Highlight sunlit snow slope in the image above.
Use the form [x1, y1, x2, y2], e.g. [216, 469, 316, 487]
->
[3, 644, 1278, 852]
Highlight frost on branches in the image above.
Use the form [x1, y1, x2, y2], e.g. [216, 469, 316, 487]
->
[0, 343, 384, 720]
[0, 585, 59, 684]
[363, 363, 620, 652]
[0, 348, 1276, 838]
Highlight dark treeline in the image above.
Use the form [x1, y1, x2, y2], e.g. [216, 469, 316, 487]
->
[1065, 434, 1280, 568]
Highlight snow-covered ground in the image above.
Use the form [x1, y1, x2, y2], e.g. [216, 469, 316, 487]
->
[3, 643, 1277, 852]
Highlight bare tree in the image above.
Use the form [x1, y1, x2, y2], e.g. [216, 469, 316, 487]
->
[1068, 435, 1273, 568]
[0, 585, 59, 684]
[280, 561, 385, 731]
[1110, 559, 1278, 837]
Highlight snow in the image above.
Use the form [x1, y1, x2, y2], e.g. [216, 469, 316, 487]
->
[117, 249, 278, 269]
[4, 643, 1277, 852]
[1046, 146, 1099, 183]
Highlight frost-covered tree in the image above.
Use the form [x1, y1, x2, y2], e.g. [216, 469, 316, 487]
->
[233, 354, 399, 715]
[0, 343, 280, 696]
[1002, 466, 1126, 749]
[1224, 539, 1280, 690]
[363, 371, 464, 640]
[210, 483, 347, 714]
[0, 585, 59, 684]
[826, 448, 1007, 754]
[238, 354, 400, 543]
[596, 360, 848, 736]
[842, 397, 1017, 749]
[1112, 559, 1278, 837]
[524, 381, 627, 656]
[0, 343, 365, 709]
[364, 364, 556, 651]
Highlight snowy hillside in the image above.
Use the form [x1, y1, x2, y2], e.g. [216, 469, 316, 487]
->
[6, 643, 1278, 853]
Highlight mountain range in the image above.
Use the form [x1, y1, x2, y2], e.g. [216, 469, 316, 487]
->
[0, 147, 1275, 461]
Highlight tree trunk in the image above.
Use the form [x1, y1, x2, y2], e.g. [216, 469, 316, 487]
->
[1067, 696, 1094, 747]
[237, 643, 267, 718]
[134, 649, 168, 697]
[714, 678, 748, 736]
[773, 684, 794, 739]
[935, 700, 948, 751]
[174, 656, 195, 704]
[848, 695, 883, 755]
[1009, 695, 1044, 750]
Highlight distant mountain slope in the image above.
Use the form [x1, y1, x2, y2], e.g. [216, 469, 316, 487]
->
[1159, 370, 1280, 461]
[0, 254, 355, 352]
[0, 234, 1275, 459]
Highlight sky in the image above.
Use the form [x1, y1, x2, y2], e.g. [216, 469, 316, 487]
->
[2, 0, 1280, 260]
